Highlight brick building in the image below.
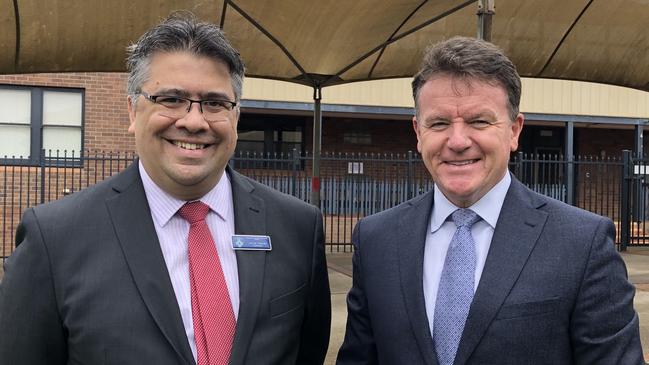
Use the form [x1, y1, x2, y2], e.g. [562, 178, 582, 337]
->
[2, 73, 648, 163]
[1, 73, 649, 261]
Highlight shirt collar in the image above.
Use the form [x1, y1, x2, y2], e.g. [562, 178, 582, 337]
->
[139, 161, 233, 227]
[430, 172, 511, 233]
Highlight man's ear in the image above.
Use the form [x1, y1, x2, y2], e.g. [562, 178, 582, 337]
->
[412, 116, 422, 153]
[510, 113, 525, 152]
[127, 96, 136, 134]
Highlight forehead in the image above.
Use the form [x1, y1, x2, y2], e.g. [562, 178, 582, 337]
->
[145, 51, 234, 96]
[418, 75, 509, 116]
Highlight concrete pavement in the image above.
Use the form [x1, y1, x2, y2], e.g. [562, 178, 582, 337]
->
[2, 249, 647, 363]
[324, 248, 649, 364]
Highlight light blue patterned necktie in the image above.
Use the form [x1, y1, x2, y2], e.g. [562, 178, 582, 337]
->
[433, 208, 480, 365]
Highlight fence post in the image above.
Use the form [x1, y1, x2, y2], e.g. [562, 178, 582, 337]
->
[514, 151, 523, 179]
[565, 156, 575, 206]
[39, 149, 46, 204]
[620, 150, 632, 251]
[291, 148, 299, 197]
[407, 151, 413, 199]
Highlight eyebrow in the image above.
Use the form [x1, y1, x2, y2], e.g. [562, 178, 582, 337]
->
[425, 110, 497, 121]
[201, 91, 233, 101]
[153, 88, 191, 97]
[465, 111, 497, 120]
[152, 89, 233, 101]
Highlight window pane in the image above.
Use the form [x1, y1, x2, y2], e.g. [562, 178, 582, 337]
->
[43, 127, 81, 155]
[43, 91, 82, 126]
[282, 131, 302, 143]
[0, 125, 31, 158]
[0, 89, 31, 124]
[236, 141, 265, 154]
[238, 130, 265, 141]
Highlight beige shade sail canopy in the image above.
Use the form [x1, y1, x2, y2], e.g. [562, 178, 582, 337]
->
[3, 0, 648, 206]
[2, 0, 649, 92]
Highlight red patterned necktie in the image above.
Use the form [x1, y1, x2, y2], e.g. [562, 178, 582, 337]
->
[178, 201, 236, 365]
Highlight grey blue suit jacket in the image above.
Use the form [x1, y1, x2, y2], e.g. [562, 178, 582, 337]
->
[337, 176, 643, 365]
[0, 162, 331, 364]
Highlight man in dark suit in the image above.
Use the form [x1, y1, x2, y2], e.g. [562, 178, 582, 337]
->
[0, 13, 330, 365]
[337, 36, 643, 364]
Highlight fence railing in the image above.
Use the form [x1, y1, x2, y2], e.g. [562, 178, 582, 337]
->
[0, 149, 643, 265]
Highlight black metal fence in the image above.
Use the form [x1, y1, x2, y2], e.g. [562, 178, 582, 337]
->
[0, 149, 644, 265]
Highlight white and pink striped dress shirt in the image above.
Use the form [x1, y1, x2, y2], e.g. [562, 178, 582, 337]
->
[138, 162, 239, 362]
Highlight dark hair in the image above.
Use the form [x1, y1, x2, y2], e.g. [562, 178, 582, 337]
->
[412, 36, 521, 120]
[126, 12, 245, 104]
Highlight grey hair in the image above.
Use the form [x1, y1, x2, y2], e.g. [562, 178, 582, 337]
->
[412, 36, 521, 121]
[126, 11, 245, 106]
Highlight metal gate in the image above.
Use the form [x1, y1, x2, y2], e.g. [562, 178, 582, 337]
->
[621, 151, 649, 248]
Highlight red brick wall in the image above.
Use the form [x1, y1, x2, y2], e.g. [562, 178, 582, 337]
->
[0, 72, 135, 152]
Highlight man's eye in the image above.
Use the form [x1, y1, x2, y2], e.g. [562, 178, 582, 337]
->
[203, 100, 227, 108]
[427, 121, 449, 130]
[470, 120, 491, 128]
[157, 97, 185, 106]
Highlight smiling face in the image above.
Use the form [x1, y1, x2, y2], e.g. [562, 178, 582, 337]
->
[413, 75, 523, 207]
[127, 51, 239, 200]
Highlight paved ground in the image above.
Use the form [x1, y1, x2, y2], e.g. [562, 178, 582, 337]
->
[2, 249, 648, 363]
[324, 248, 649, 363]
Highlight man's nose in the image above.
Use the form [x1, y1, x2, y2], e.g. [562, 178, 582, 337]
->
[176, 102, 208, 132]
[446, 122, 472, 151]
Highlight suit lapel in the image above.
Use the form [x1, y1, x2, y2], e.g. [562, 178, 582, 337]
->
[398, 192, 439, 365]
[454, 178, 548, 364]
[105, 163, 195, 365]
[227, 168, 267, 365]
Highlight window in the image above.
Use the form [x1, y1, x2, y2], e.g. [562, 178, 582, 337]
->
[233, 114, 305, 170]
[237, 130, 266, 155]
[236, 128, 303, 156]
[0, 85, 84, 165]
[343, 131, 372, 145]
[236, 114, 305, 157]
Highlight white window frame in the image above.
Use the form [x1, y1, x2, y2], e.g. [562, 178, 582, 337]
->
[0, 85, 85, 166]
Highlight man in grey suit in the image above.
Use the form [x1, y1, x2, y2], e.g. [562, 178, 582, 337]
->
[0, 13, 330, 365]
[337, 36, 643, 364]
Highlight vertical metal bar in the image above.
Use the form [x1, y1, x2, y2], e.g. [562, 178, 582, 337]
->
[39, 149, 45, 204]
[565, 121, 575, 205]
[2, 163, 7, 258]
[514, 151, 523, 180]
[310, 85, 322, 208]
[407, 150, 413, 199]
[620, 150, 632, 250]
[292, 148, 298, 197]
[10, 163, 16, 248]
[476, 0, 495, 41]
[635, 124, 644, 159]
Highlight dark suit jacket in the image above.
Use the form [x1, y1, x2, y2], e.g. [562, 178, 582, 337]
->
[337, 176, 643, 365]
[0, 162, 331, 365]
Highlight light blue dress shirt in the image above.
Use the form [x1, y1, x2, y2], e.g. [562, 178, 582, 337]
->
[423, 172, 511, 338]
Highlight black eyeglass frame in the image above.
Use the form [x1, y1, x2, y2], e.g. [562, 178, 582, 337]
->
[139, 91, 237, 115]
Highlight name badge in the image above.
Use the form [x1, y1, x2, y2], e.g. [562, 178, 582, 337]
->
[231, 235, 272, 251]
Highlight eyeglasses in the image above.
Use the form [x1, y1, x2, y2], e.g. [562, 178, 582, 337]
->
[139, 92, 237, 123]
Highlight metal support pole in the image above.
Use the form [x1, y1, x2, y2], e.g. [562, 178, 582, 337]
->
[40, 149, 46, 204]
[634, 124, 645, 224]
[407, 150, 413, 199]
[621, 150, 632, 251]
[477, 0, 495, 41]
[635, 124, 644, 159]
[310, 85, 322, 208]
[291, 148, 299, 197]
[565, 121, 574, 205]
[515, 151, 524, 179]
